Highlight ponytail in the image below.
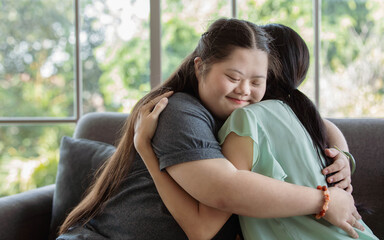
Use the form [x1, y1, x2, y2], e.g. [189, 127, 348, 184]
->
[262, 23, 334, 185]
[285, 90, 334, 170]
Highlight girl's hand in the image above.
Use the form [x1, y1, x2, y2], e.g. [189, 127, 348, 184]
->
[323, 187, 364, 238]
[323, 148, 353, 193]
[134, 91, 173, 153]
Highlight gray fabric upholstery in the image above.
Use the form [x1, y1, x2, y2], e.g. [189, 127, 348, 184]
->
[329, 118, 384, 237]
[0, 184, 54, 240]
[73, 112, 128, 145]
[0, 112, 382, 240]
[49, 137, 116, 239]
[0, 112, 127, 240]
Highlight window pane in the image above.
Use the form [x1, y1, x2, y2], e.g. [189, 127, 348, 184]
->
[238, 0, 315, 102]
[80, 0, 150, 114]
[0, 124, 75, 196]
[320, 0, 384, 117]
[161, 0, 230, 81]
[0, 0, 75, 117]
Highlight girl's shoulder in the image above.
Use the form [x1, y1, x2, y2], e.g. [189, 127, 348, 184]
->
[160, 92, 217, 129]
[246, 99, 285, 109]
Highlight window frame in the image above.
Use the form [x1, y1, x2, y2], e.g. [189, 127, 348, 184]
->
[0, 0, 331, 124]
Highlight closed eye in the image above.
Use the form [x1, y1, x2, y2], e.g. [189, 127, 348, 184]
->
[251, 79, 265, 86]
[226, 74, 240, 81]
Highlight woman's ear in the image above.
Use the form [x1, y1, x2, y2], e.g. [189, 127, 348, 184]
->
[194, 57, 203, 81]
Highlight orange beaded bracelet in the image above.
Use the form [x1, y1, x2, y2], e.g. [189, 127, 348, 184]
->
[316, 185, 330, 219]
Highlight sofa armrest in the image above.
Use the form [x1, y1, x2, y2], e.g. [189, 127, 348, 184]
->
[0, 184, 55, 240]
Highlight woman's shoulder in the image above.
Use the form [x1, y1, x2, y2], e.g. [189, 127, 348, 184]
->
[168, 92, 211, 115]
[170, 92, 201, 106]
[160, 92, 216, 126]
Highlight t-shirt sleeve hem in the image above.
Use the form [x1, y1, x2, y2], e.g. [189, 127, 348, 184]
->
[159, 148, 225, 171]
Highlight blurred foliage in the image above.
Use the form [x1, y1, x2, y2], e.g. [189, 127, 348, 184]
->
[0, 124, 74, 197]
[319, 0, 384, 116]
[0, 0, 75, 117]
[0, 0, 383, 196]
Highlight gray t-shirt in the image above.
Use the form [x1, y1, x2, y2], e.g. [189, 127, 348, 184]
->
[153, 92, 225, 169]
[58, 92, 240, 240]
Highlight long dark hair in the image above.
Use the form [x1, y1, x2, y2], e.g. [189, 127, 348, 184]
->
[262, 24, 334, 175]
[59, 18, 277, 235]
[263, 24, 374, 215]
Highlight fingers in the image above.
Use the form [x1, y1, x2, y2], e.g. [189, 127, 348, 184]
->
[147, 91, 172, 116]
[151, 91, 173, 104]
[339, 222, 359, 239]
[150, 97, 168, 119]
[328, 171, 350, 186]
[332, 177, 350, 189]
[352, 209, 362, 221]
[153, 90, 173, 100]
[323, 151, 346, 175]
[346, 202, 364, 235]
[140, 91, 173, 114]
[333, 179, 349, 189]
[346, 212, 364, 234]
[134, 92, 172, 149]
[344, 184, 353, 193]
[324, 148, 339, 158]
[352, 220, 365, 232]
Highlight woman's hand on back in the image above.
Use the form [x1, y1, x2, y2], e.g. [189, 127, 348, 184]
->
[134, 91, 173, 153]
[323, 148, 353, 192]
[324, 187, 364, 238]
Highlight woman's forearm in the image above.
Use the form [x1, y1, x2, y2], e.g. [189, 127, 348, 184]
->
[161, 134, 359, 237]
[137, 143, 231, 239]
[216, 133, 325, 217]
[167, 158, 325, 218]
[324, 119, 348, 151]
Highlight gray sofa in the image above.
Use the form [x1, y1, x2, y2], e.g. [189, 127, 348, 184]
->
[0, 112, 383, 240]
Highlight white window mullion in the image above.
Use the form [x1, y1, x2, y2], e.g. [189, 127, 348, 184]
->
[313, 0, 321, 108]
[75, 0, 82, 121]
[231, 0, 237, 18]
[150, 0, 162, 88]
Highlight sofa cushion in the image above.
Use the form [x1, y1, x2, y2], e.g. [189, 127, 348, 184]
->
[49, 136, 116, 239]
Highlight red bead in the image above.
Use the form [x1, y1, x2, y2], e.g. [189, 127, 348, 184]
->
[315, 185, 330, 219]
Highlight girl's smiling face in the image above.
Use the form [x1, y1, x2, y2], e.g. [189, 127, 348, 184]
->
[195, 47, 268, 120]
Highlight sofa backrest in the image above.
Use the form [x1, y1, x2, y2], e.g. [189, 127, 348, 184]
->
[52, 112, 383, 239]
[74, 112, 129, 145]
[329, 118, 384, 238]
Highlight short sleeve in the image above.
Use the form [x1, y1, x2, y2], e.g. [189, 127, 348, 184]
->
[218, 108, 258, 145]
[218, 106, 287, 181]
[152, 93, 225, 170]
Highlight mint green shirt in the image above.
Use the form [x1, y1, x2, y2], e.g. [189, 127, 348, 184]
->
[218, 100, 378, 240]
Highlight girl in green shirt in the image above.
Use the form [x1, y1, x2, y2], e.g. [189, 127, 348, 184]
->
[134, 23, 378, 239]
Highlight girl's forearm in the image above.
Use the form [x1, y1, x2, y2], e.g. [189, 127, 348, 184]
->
[137, 143, 231, 239]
